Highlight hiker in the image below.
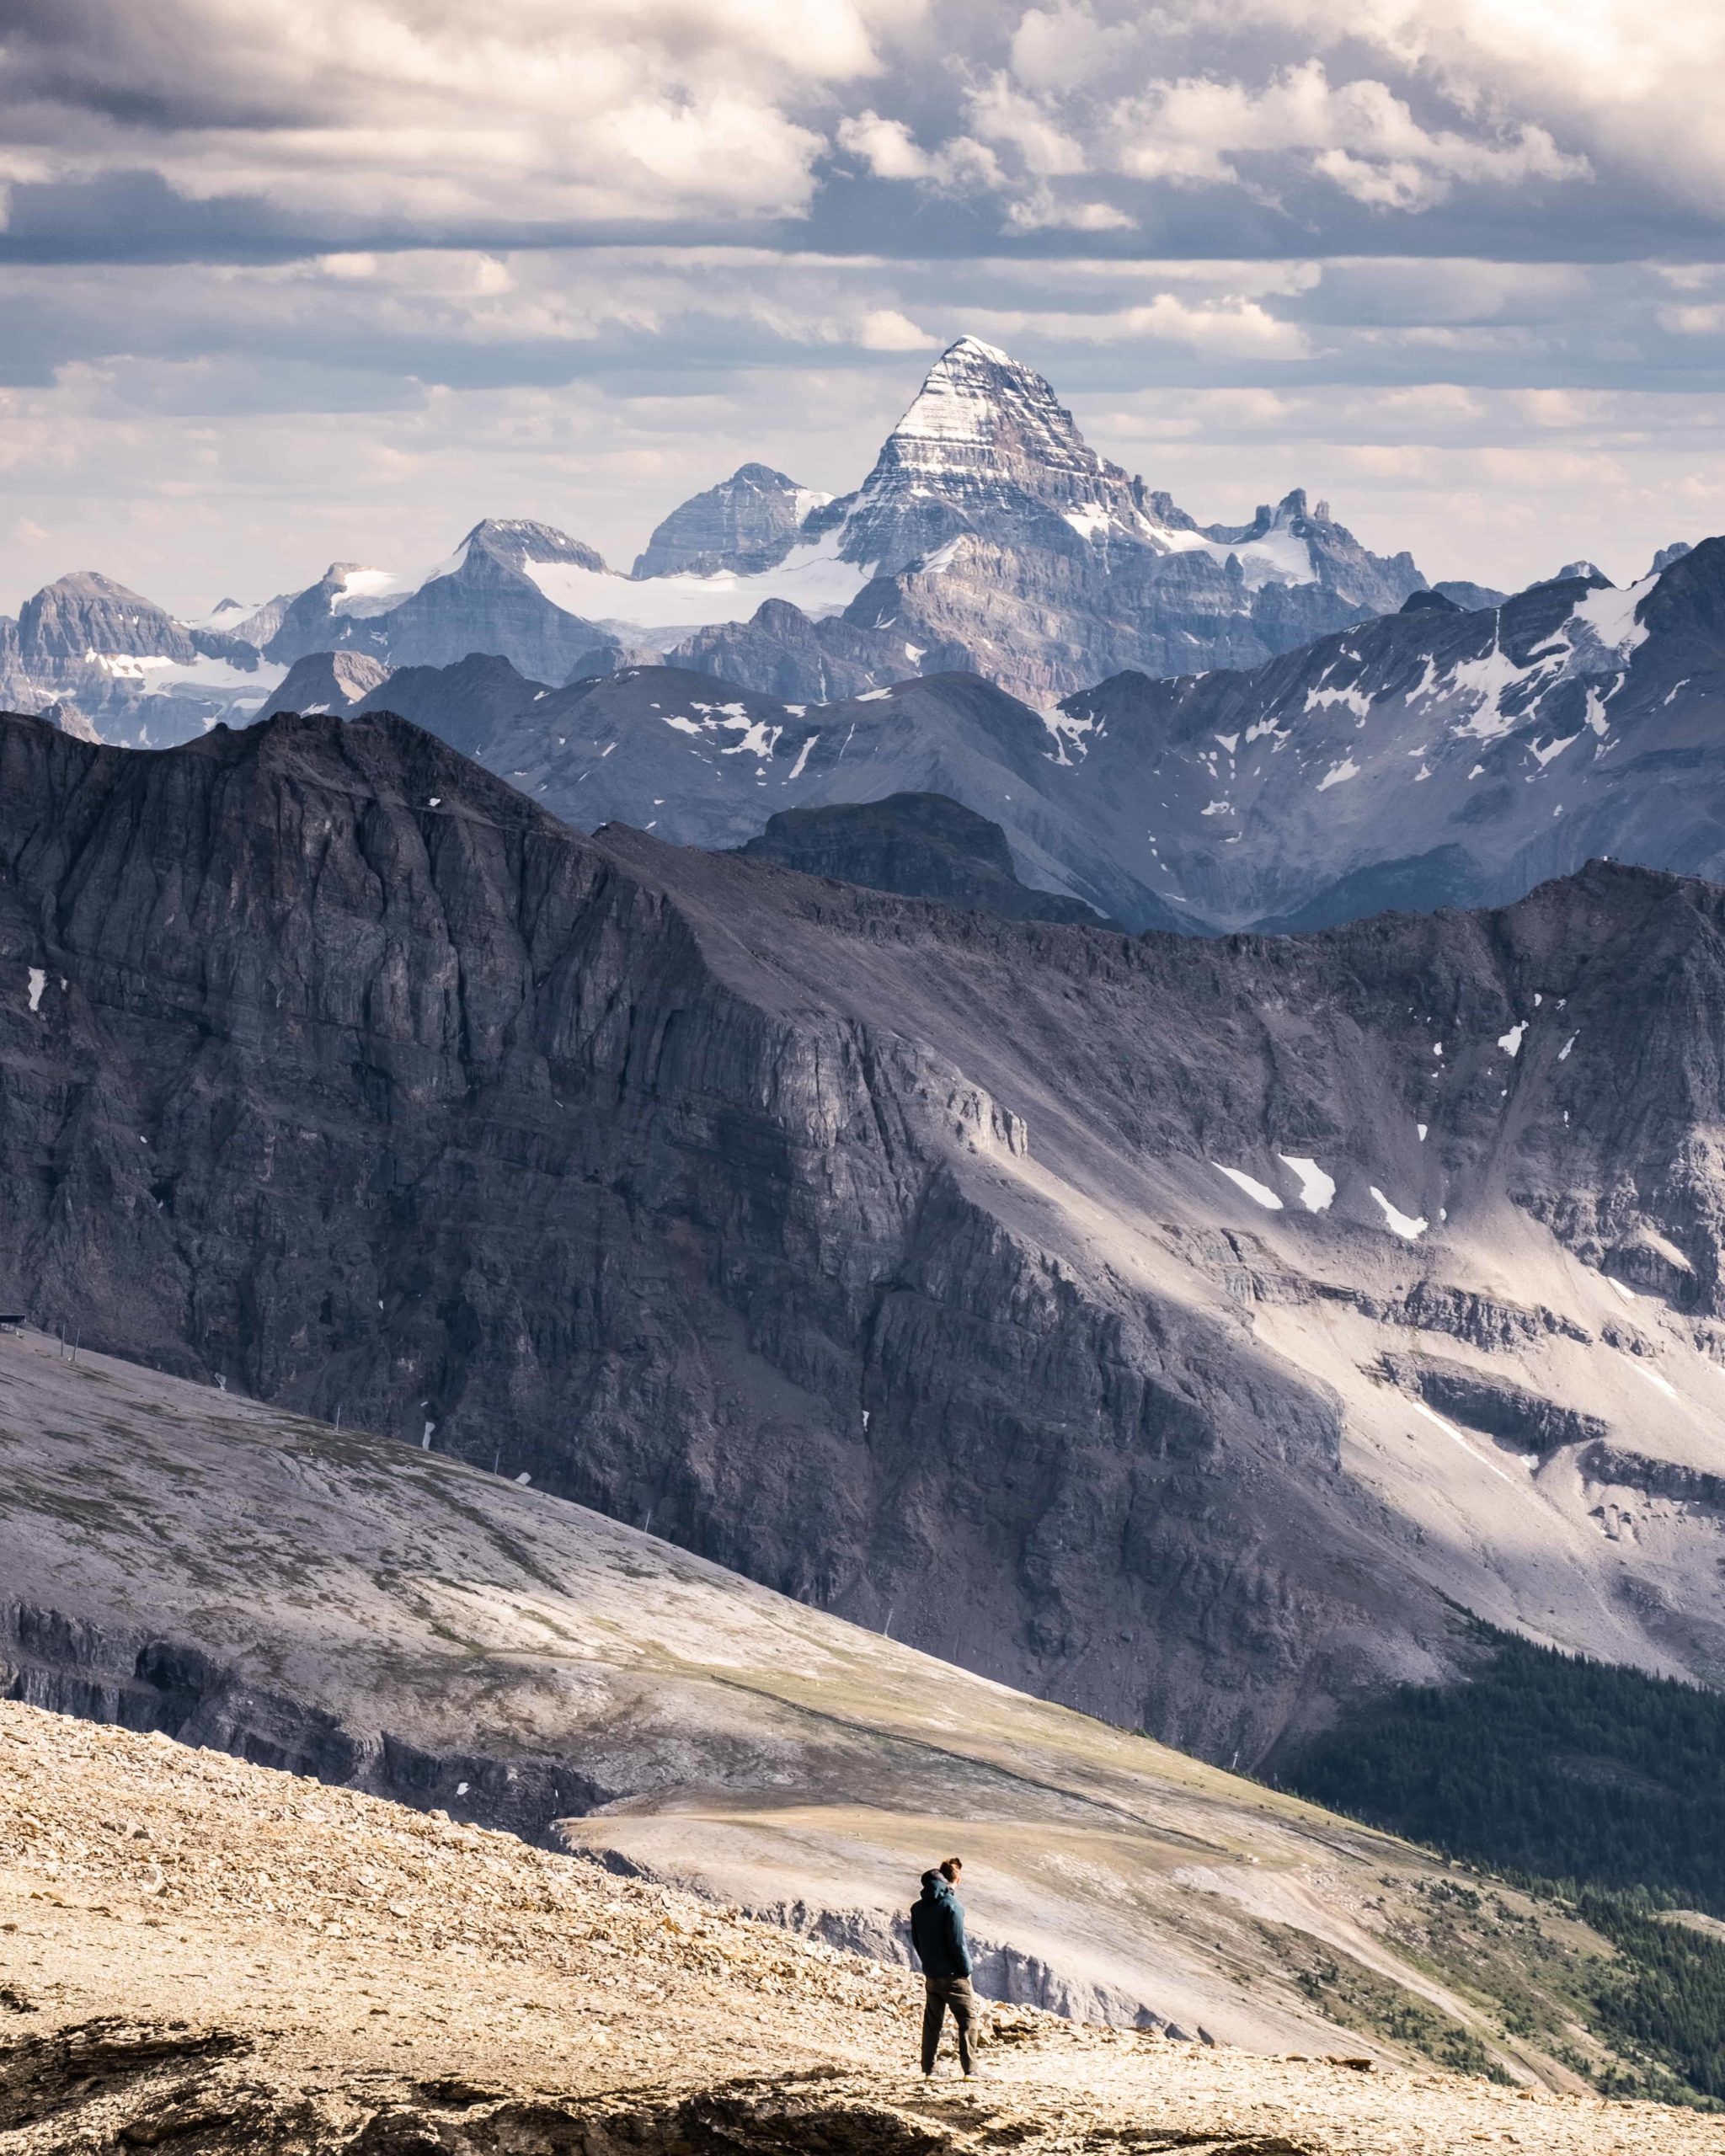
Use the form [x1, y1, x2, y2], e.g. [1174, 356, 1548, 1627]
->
[910, 1856, 980, 2078]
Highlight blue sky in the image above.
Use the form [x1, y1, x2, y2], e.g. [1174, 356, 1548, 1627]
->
[5, 0, 1725, 612]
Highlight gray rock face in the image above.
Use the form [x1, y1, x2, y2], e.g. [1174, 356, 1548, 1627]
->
[18, 571, 195, 670]
[5, 707, 1725, 1760]
[1051, 537, 1725, 929]
[355, 660, 1194, 930]
[736, 792, 1116, 926]
[666, 339, 1427, 704]
[1, 572, 280, 751]
[264, 519, 611, 680]
[633, 464, 827, 578]
[1435, 579, 1509, 611]
[266, 650, 391, 718]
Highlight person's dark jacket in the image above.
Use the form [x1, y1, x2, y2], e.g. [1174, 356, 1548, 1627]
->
[910, 1870, 972, 1980]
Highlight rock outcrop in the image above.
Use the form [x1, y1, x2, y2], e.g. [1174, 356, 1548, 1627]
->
[633, 464, 830, 578]
[266, 650, 392, 718]
[736, 792, 1115, 926]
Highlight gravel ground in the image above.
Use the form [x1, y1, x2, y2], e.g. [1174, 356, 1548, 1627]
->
[1, 1700, 1717, 2155]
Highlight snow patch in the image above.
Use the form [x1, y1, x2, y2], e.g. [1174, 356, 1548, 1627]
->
[1497, 1022, 1526, 1056]
[25, 968, 45, 1014]
[526, 526, 870, 632]
[1304, 682, 1373, 722]
[1316, 757, 1359, 792]
[1212, 1163, 1284, 1211]
[1569, 574, 1654, 662]
[1369, 1187, 1429, 1240]
[1558, 1033, 1577, 1060]
[1277, 1155, 1335, 1213]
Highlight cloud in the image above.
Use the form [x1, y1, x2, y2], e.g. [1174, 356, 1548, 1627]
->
[836, 113, 1006, 193]
[1193, 0, 1725, 216]
[1108, 60, 1589, 210]
[0, 0, 919, 227]
[856, 307, 937, 349]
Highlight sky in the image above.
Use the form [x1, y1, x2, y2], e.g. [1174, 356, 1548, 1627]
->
[6, 0, 1725, 615]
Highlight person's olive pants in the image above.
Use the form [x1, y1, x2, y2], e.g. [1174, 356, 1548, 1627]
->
[921, 1975, 980, 2074]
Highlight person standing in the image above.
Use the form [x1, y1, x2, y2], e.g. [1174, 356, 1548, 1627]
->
[910, 1856, 980, 2077]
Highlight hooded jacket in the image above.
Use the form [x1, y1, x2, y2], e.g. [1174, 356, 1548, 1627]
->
[909, 1870, 972, 1980]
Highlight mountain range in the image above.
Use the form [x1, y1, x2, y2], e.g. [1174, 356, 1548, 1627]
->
[0, 337, 1457, 745]
[5, 703, 1725, 1774]
[239, 533, 1725, 935]
[12, 334, 1707, 938]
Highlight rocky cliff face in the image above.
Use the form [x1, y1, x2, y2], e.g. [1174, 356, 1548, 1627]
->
[266, 649, 391, 718]
[0, 573, 283, 750]
[19, 572, 196, 670]
[3, 708, 1725, 1761]
[665, 340, 1426, 702]
[1053, 537, 1725, 929]
[633, 464, 829, 578]
[735, 792, 1115, 926]
[263, 519, 610, 680]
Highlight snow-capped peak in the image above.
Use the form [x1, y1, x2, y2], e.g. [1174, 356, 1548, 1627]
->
[879, 336, 1095, 474]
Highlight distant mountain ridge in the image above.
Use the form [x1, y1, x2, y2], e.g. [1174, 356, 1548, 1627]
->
[736, 792, 1119, 927]
[232, 531, 1725, 936]
[2, 336, 1443, 730]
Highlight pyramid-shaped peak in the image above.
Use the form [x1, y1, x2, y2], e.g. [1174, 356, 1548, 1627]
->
[883, 334, 1098, 480]
[937, 334, 1016, 368]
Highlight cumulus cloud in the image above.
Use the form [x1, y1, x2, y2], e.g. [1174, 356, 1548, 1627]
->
[0, 0, 919, 227]
[836, 113, 1006, 193]
[1107, 61, 1588, 210]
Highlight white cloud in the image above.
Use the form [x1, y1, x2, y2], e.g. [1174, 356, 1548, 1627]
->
[1209, 0, 1725, 213]
[970, 293, 1311, 356]
[1005, 187, 1133, 231]
[1109, 60, 1589, 209]
[964, 77, 1089, 177]
[836, 112, 1006, 192]
[856, 307, 937, 349]
[1007, 0, 1135, 92]
[3, 0, 926, 225]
